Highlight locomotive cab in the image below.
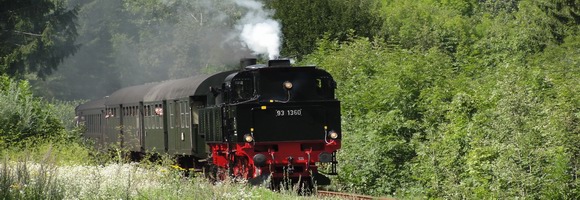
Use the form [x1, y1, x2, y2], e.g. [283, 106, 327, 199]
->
[224, 60, 336, 104]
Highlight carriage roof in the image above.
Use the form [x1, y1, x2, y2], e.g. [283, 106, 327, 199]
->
[76, 97, 106, 111]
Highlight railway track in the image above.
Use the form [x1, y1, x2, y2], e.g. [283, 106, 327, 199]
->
[317, 190, 395, 200]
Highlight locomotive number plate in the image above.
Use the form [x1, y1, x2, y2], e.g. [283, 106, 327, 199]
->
[275, 109, 302, 117]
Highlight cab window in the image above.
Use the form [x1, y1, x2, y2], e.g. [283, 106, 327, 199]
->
[231, 79, 254, 102]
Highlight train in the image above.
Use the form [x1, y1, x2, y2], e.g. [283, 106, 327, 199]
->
[75, 58, 341, 188]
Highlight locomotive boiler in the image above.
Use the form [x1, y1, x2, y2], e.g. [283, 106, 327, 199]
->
[76, 59, 341, 188]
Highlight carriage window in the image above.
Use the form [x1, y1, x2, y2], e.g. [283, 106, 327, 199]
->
[152, 107, 156, 129]
[105, 108, 114, 118]
[158, 104, 163, 129]
[192, 101, 201, 125]
[155, 104, 160, 129]
[155, 105, 163, 116]
[179, 101, 190, 128]
[179, 103, 183, 128]
[144, 106, 148, 129]
[184, 102, 190, 128]
[180, 102, 186, 128]
[170, 103, 174, 129]
[146, 105, 152, 129]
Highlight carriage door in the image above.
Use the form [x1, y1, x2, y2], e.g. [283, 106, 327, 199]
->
[191, 100, 205, 155]
[105, 106, 121, 146]
[175, 100, 192, 154]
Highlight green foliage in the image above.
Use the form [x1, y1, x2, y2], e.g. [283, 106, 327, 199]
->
[1, 142, 95, 167]
[534, 0, 580, 43]
[266, 0, 381, 58]
[0, 0, 78, 79]
[409, 60, 578, 198]
[303, 1, 579, 196]
[49, 99, 86, 131]
[379, 0, 474, 54]
[304, 37, 455, 195]
[0, 75, 68, 148]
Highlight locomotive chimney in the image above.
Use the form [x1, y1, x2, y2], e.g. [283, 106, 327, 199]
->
[240, 58, 257, 69]
[267, 59, 291, 67]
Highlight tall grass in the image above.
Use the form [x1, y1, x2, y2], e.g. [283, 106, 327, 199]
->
[0, 145, 331, 200]
[1, 149, 64, 199]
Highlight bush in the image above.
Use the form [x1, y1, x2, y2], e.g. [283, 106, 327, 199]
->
[0, 76, 67, 148]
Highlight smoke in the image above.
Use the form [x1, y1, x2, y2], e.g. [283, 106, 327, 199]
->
[36, 0, 285, 100]
[234, 0, 282, 59]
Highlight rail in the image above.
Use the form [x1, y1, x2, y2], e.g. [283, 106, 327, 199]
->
[317, 190, 395, 200]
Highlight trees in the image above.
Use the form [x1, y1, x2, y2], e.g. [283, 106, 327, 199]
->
[0, 0, 79, 149]
[266, 0, 380, 58]
[30, 0, 123, 100]
[304, 0, 579, 198]
[0, 0, 78, 79]
[304, 37, 455, 195]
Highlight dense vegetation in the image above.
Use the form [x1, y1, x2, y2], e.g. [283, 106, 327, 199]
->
[301, 0, 579, 198]
[0, 76, 75, 148]
[0, 0, 578, 199]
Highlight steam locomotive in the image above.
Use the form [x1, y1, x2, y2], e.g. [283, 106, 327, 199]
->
[75, 59, 341, 187]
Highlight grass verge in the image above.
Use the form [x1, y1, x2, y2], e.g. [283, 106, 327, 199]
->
[0, 143, 335, 199]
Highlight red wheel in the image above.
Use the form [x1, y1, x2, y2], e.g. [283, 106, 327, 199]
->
[205, 164, 228, 182]
[217, 166, 228, 181]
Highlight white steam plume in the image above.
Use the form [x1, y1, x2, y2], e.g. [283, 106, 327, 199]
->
[235, 0, 282, 59]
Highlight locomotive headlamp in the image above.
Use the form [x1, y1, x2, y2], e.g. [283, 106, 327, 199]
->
[328, 130, 339, 139]
[283, 81, 293, 90]
[244, 134, 254, 142]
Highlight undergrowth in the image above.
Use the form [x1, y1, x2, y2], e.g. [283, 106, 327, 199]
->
[0, 144, 332, 200]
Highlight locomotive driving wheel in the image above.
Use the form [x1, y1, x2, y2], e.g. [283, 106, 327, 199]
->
[232, 156, 253, 180]
[217, 167, 228, 181]
[205, 163, 228, 182]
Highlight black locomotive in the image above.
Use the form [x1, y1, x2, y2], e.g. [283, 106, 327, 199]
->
[76, 59, 342, 186]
